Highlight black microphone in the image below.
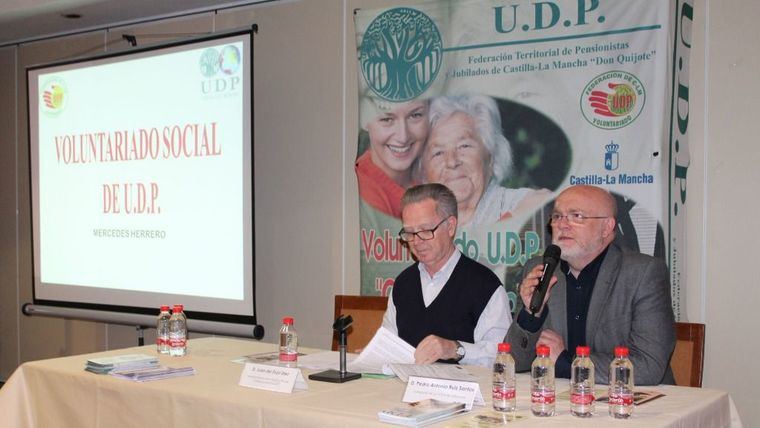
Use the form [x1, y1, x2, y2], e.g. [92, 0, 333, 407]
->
[528, 244, 562, 314]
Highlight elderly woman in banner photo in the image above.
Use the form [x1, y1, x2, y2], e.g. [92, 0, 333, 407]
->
[420, 94, 549, 228]
[355, 95, 430, 219]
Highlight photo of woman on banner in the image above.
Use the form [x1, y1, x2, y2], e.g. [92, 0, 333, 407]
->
[420, 94, 550, 228]
[355, 92, 429, 219]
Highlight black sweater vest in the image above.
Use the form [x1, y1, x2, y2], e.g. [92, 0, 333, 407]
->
[393, 254, 500, 348]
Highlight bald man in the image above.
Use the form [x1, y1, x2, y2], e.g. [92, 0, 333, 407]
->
[505, 185, 675, 385]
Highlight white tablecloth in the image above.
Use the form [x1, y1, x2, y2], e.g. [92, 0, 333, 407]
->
[0, 337, 742, 427]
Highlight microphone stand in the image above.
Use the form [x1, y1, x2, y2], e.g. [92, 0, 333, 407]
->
[309, 315, 362, 383]
[339, 329, 349, 375]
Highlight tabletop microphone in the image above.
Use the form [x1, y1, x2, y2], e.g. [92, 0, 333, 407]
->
[529, 244, 562, 314]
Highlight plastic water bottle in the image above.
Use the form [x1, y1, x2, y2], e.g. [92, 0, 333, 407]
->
[570, 345, 595, 417]
[155, 305, 171, 354]
[168, 304, 187, 356]
[530, 344, 555, 417]
[279, 317, 298, 366]
[609, 346, 635, 419]
[492, 343, 516, 412]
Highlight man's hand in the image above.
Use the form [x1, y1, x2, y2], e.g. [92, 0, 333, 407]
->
[414, 335, 458, 364]
[537, 329, 565, 363]
[519, 264, 558, 316]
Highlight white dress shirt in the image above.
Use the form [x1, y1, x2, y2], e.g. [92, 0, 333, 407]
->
[382, 251, 512, 367]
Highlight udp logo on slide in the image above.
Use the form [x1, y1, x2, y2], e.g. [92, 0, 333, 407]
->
[581, 71, 645, 130]
[359, 7, 442, 101]
[199, 44, 242, 96]
[40, 77, 68, 117]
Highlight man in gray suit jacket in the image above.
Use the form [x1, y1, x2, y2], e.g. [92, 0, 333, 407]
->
[505, 185, 675, 385]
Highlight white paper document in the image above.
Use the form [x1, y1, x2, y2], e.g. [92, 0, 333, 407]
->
[296, 351, 358, 371]
[348, 326, 415, 374]
[387, 363, 477, 383]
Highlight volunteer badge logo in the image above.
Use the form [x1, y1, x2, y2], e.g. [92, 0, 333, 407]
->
[581, 71, 645, 130]
[41, 78, 67, 116]
[359, 7, 442, 102]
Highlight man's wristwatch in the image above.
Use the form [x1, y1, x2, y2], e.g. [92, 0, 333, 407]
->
[454, 341, 465, 362]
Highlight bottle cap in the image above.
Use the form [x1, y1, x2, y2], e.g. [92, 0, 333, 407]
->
[160, 305, 169, 312]
[282, 317, 294, 325]
[536, 344, 550, 357]
[497, 343, 511, 353]
[576, 345, 590, 356]
[173, 304, 183, 312]
[614, 346, 629, 357]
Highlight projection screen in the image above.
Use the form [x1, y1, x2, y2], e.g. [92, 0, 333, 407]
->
[27, 30, 256, 329]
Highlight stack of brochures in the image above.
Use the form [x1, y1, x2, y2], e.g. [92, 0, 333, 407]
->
[85, 354, 159, 375]
[110, 366, 196, 382]
[378, 399, 466, 426]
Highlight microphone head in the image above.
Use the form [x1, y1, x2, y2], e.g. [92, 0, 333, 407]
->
[543, 244, 561, 263]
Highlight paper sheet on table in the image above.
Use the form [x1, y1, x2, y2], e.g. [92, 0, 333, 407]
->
[347, 326, 415, 374]
[296, 351, 358, 371]
[387, 363, 477, 383]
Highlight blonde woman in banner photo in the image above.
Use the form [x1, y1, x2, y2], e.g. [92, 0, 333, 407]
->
[355, 94, 430, 219]
[420, 94, 551, 228]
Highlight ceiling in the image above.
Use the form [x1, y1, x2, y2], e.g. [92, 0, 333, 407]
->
[0, 0, 275, 47]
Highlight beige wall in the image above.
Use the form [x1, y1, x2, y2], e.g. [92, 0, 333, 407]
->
[0, 0, 758, 423]
[696, 0, 760, 425]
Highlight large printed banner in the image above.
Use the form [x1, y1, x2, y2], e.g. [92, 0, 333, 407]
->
[354, 0, 692, 318]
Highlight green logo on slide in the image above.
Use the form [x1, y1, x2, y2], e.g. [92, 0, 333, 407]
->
[200, 48, 220, 77]
[359, 8, 443, 101]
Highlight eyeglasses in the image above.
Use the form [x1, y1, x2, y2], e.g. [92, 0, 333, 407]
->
[550, 212, 609, 225]
[398, 217, 450, 242]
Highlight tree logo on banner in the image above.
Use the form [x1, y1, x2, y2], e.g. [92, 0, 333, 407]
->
[581, 70, 646, 130]
[359, 7, 442, 101]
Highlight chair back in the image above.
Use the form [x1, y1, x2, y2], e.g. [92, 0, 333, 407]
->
[670, 322, 705, 387]
[331, 295, 388, 353]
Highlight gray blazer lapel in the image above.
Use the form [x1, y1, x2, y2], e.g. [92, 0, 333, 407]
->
[585, 244, 622, 346]
[548, 272, 568, 344]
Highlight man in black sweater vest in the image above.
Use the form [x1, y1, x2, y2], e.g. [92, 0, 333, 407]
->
[382, 184, 511, 367]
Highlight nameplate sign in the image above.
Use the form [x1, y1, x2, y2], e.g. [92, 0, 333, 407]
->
[238, 363, 308, 393]
[402, 376, 483, 411]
